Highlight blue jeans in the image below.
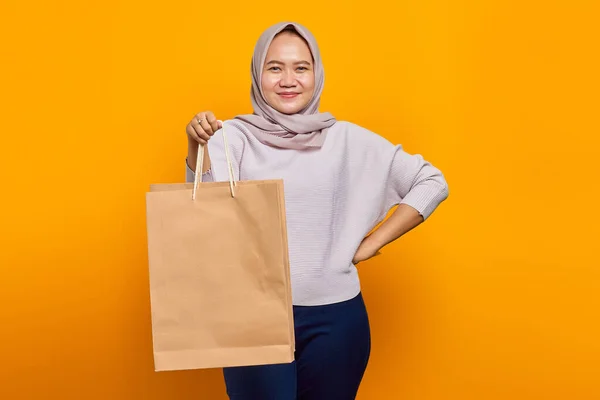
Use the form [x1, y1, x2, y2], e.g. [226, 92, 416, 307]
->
[223, 292, 371, 400]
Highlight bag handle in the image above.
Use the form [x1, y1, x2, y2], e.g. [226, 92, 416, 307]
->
[192, 120, 236, 200]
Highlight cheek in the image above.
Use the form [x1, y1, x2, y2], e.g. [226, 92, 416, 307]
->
[300, 74, 315, 93]
[261, 73, 277, 95]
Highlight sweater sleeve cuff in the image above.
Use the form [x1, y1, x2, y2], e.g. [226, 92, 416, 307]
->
[400, 182, 449, 220]
[185, 159, 194, 183]
[185, 158, 214, 183]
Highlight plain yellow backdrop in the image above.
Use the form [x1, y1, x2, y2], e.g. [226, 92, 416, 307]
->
[1, 0, 599, 399]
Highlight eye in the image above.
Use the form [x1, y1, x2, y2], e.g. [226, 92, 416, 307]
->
[297, 66, 308, 71]
[268, 66, 281, 71]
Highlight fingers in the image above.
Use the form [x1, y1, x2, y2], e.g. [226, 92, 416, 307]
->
[193, 122, 211, 144]
[187, 111, 222, 145]
[189, 116, 209, 144]
[205, 111, 221, 133]
[199, 118, 214, 137]
[186, 123, 207, 145]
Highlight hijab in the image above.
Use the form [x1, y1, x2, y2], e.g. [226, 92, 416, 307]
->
[233, 21, 336, 150]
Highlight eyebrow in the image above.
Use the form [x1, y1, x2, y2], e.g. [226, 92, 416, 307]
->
[265, 60, 312, 66]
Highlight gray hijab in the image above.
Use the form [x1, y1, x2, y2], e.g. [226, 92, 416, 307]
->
[234, 22, 336, 150]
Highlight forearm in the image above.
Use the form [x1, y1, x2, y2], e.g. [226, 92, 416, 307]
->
[366, 204, 424, 250]
[187, 137, 211, 173]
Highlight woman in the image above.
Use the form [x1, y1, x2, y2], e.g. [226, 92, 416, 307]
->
[184, 21, 449, 400]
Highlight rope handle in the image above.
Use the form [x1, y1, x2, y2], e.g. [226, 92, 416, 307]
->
[192, 120, 236, 200]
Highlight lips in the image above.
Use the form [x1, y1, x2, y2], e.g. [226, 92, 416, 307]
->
[278, 92, 300, 98]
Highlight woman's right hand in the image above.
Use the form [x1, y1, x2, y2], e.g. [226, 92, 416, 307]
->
[186, 111, 223, 145]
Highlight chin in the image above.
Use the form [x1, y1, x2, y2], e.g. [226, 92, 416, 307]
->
[265, 95, 308, 115]
[273, 101, 307, 115]
[278, 107, 302, 115]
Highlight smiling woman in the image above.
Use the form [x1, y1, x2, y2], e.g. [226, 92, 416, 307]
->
[261, 28, 316, 114]
[183, 21, 449, 400]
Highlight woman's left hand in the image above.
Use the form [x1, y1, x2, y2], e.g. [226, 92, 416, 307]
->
[352, 236, 382, 265]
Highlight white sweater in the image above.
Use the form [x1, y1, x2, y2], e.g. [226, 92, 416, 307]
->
[186, 120, 449, 306]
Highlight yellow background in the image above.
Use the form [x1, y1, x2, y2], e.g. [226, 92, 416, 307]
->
[1, 0, 599, 398]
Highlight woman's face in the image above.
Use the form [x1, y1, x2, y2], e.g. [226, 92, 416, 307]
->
[261, 32, 315, 115]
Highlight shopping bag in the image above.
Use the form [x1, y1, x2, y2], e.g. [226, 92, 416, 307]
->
[145, 127, 294, 371]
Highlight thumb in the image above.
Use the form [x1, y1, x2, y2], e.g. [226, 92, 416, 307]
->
[217, 120, 224, 129]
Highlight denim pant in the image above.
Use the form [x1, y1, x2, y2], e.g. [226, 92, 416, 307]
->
[223, 292, 371, 399]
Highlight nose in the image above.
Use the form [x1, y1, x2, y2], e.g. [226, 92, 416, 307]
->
[279, 70, 296, 88]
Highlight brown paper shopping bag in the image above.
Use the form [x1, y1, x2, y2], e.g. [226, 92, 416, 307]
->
[145, 128, 294, 372]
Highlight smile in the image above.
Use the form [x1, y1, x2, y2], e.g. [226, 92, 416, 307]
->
[278, 93, 300, 99]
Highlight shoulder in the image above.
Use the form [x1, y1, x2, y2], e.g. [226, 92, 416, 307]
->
[330, 120, 395, 148]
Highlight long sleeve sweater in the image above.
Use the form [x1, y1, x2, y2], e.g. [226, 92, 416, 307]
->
[186, 120, 449, 306]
